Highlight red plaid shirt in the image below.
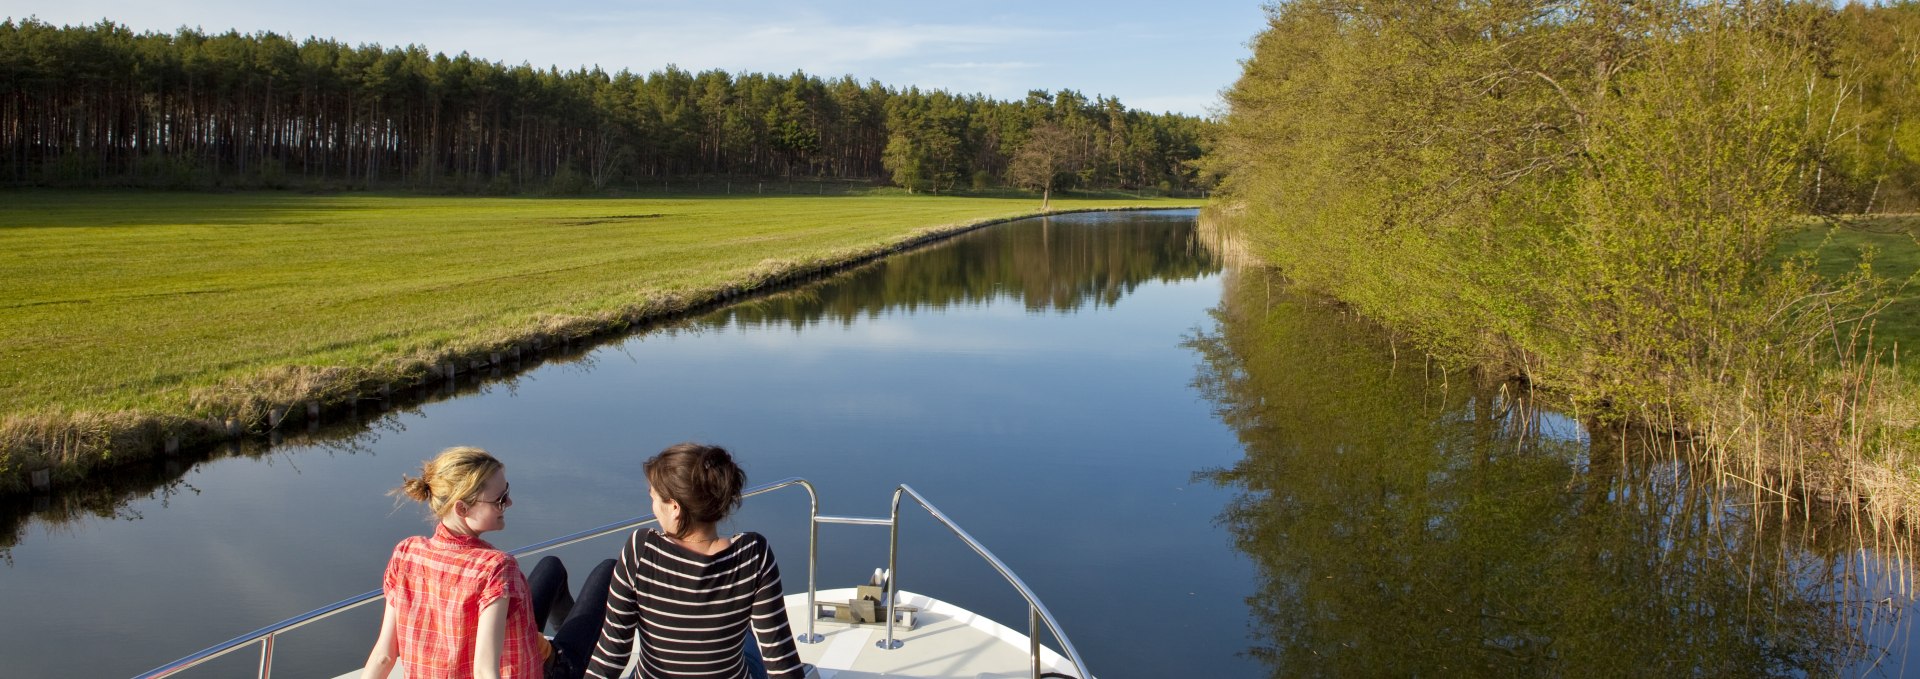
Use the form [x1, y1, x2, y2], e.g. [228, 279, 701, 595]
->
[383, 524, 543, 678]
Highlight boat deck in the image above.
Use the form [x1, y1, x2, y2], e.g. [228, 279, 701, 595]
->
[791, 588, 1079, 679]
[347, 588, 1079, 679]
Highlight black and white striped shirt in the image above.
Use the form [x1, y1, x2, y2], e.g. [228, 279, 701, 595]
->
[584, 529, 803, 679]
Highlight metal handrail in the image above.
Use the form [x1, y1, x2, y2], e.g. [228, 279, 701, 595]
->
[135, 477, 1088, 679]
[887, 484, 1089, 679]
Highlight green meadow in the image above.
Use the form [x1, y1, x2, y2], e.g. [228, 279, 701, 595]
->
[1779, 214, 1920, 365]
[0, 190, 1201, 419]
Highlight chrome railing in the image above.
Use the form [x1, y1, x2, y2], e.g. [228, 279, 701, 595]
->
[136, 477, 1088, 679]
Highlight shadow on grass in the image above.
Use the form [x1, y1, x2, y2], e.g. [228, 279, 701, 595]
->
[0, 184, 1201, 229]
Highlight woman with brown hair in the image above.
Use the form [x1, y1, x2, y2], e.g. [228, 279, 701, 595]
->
[583, 443, 806, 679]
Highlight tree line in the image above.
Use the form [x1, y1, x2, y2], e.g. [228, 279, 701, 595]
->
[0, 18, 1213, 194]
[1208, 0, 1920, 525]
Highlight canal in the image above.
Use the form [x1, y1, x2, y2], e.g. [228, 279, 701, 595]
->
[0, 209, 1911, 677]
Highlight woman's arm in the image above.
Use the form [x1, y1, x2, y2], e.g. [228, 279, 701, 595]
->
[362, 602, 399, 679]
[473, 597, 508, 679]
[750, 541, 805, 678]
[584, 533, 643, 679]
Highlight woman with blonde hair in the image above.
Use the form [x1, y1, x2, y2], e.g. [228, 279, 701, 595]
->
[364, 446, 611, 679]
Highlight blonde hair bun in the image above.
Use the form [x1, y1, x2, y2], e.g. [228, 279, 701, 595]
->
[392, 446, 503, 519]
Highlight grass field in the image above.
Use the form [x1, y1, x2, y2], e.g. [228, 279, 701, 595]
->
[0, 190, 1201, 421]
[1778, 214, 1920, 361]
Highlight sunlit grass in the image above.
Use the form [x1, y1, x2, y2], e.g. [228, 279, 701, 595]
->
[0, 189, 1202, 416]
[1779, 214, 1920, 366]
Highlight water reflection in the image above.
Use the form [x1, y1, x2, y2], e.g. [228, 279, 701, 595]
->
[693, 211, 1218, 329]
[0, 209, 1235, 677]
[1188, 267, 1911, 676]
[0, 210, 1221, 559]
[0, 341, 612, 560]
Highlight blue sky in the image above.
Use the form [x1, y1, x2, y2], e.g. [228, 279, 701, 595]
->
[4, 1, 1267, 117]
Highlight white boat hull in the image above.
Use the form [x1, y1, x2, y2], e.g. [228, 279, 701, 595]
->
[791, 588, 1081, 679]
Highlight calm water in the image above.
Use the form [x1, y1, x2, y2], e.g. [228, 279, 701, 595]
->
[0, 210, 1912, 677]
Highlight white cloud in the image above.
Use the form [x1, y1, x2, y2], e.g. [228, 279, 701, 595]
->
[925, 62, 1040, 71]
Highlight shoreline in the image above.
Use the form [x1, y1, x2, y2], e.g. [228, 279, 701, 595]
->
[1197, 208, 1920, 535]
[0, 204, 1196, 495]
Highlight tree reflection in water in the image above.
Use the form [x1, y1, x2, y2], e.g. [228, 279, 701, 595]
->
[1189, 266, 1910, 677]
[0, 211, 1218, 559]
[685, 210, 1220, 329]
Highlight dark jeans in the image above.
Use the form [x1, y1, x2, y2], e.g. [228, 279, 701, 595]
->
[527, 556, 616, 679]
[743, 634, 768, 679]
[745, 634, 814, 679]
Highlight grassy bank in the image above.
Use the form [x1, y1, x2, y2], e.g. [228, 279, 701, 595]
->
[1781, 215, 1920, 362]
[0, 189, 1202, 492]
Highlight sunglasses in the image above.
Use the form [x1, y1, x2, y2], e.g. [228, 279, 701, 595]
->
[472, 483, 511, 507]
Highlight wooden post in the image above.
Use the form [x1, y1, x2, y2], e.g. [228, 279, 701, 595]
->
[269, 407, 288, 428]
[165, 437, 180, 455]
[226, 418, 242, 437]
[306, 401, 320, 419]
[30, 468, 51, 491]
